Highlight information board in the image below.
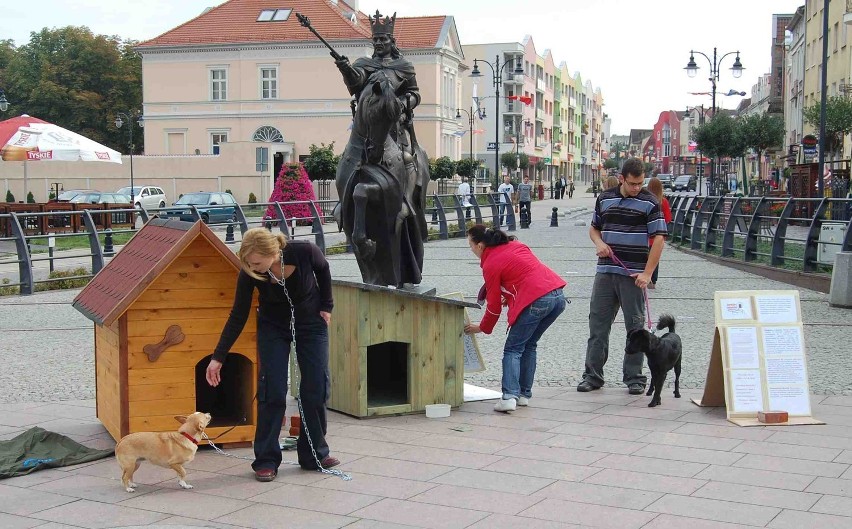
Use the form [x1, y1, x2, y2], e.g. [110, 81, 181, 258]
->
[442, 292, 486, 373]
[692, 290, 823, 427]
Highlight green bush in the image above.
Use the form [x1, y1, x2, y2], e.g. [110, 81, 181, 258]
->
[248, 192, 258, 204]
[5, 190, 14, 202]
[225, 188, 233, 194]
[0, 267, 91, 296]
[27, 191, 35, 203]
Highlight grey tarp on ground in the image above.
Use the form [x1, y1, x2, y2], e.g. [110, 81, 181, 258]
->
[0, 426, 113, 478]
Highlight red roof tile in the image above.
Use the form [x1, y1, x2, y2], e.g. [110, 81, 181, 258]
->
[72, 218, 241, 326]
[138, 0, 445, 50]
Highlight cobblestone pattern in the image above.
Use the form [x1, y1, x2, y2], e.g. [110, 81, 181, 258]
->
[2, 195, 851, 403]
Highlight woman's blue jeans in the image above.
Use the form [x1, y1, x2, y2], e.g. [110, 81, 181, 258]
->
[501, 289, 566, 400]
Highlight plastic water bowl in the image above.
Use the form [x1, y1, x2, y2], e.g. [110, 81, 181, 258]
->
[425, 404, 451, 418]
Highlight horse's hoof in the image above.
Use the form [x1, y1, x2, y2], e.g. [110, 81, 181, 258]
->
[356, 239, 376, 260]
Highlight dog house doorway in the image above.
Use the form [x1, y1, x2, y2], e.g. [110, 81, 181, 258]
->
[367, 341, 410, 408]
[195, 354, 254, 429]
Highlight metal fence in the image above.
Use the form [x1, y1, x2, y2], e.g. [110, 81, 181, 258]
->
[0, 192, 514, 296]
[667, 192, 852, 274]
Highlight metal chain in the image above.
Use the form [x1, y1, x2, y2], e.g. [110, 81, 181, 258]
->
[268, 250, 351, 481]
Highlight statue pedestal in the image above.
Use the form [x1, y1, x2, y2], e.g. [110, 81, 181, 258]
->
[326, 280, 478, 418]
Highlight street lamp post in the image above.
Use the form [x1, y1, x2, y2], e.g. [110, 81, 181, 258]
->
[113, 111, 144, 206]
[470, 55, 525, 191]
[457, 104, 486, 191]
[685, 105, 707, 194]
[0, 88, 9, 112]
[514, 118, 532, 182]
[685, 47, 744, 195]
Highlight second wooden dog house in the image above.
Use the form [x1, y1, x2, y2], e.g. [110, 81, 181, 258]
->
[73, 218, 258, 444]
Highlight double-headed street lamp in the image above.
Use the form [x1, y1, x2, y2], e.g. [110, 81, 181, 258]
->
[685, 48, 744, 194]
[456, 104, 486, 163]
[113, 111, 144, 206]
[684, 47, 744, 114]
[470, 55, 525, 191]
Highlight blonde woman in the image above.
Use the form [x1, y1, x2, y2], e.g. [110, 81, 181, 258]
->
[206, 228, 337, 482]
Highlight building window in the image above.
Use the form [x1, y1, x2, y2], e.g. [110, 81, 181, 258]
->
[210, 68, 227, 101]
[257, 9, 291, 21]
[260, 67, 278, 99]
[210, 132, 228, 155]
[256, 147, 269, 172]
[253, 126, 284, 143]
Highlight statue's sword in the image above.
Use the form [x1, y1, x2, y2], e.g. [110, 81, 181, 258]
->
[296, 13, 344, 61]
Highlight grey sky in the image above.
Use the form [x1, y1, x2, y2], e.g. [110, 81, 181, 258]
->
[5, 0, 802, 134]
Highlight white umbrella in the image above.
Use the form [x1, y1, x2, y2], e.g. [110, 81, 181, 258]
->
[0, 114, 122, 199]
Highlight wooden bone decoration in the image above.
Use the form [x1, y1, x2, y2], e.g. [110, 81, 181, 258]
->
[143, 325, 186, 362]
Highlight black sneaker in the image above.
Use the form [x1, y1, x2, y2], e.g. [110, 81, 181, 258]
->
[628, 383, 645, 395]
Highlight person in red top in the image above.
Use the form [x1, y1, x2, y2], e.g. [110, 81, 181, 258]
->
[647, 177, 672, 288]
[464, 225, 567, 412]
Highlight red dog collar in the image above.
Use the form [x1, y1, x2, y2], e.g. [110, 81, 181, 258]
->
[181, 432, 199, 445]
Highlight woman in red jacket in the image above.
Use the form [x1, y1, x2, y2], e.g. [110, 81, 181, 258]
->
[464, 225, 567, 412]
[647, 177, 672, 288]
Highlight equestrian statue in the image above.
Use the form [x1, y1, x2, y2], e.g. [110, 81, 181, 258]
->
[297, 10, 430, 288]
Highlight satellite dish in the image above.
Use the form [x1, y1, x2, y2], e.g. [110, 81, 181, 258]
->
[784, 29, 793, 47]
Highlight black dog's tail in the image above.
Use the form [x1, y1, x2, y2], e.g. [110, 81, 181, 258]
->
[657, 314, 676, 333]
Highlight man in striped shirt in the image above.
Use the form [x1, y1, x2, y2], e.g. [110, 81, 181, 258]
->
[578, 158, 668, 395]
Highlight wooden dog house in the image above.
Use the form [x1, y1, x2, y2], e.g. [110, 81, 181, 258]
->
[73, 218, 257, 444]
[327, 281, 478, 418]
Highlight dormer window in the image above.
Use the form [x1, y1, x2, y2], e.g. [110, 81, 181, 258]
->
[257, 9, 291, 22]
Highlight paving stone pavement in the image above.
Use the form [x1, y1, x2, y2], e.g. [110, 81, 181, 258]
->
[2, 191, 852, 528]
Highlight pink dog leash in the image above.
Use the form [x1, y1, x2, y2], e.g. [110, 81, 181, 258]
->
[608, 251, 653, 331]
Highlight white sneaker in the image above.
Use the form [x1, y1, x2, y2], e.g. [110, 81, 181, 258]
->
[517, 396, 529, 406]
[494, 398, 517, 412]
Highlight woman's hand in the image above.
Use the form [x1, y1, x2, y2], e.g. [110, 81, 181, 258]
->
[464, 322, 481, 335]
[320, 311, 332, 325]
[206, 359, 223, 387]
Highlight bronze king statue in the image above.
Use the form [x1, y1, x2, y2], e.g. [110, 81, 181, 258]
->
[298, 10, 430, 288]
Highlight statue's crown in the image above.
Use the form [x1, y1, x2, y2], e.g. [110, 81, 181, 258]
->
[369, 10, 396, 37]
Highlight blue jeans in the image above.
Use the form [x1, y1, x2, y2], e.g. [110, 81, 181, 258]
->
[498, 203, 509, 226]
[502, 289, 566, 400]
[254, 315, 331, 472]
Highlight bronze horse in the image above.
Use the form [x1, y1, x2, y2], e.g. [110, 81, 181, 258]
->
[335, 70, 430, 287]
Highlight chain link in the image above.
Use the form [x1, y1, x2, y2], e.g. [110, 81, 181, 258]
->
[268, 250, 351, 481]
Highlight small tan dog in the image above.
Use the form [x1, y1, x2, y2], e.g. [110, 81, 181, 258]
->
[115, 412, 212, 492]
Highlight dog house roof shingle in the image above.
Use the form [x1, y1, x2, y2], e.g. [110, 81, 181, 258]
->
[72, 218, 241, 326]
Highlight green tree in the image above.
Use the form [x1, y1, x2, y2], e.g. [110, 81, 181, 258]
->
[500, 152, 517, 171]
[518, 153, 530, 170]
[26, 191, 35, 203]
[535, 158, 546, 175]
[430, 156, 456, 181]
[455, 158, 478, 179]
[4, 27, 143, 153]
[643, 162, 654, 175]
[604, 158, 619, 170]
[737, 112, 785, 180]
[803, 95, 852, 156]
[5, 190, 14, 203]
[303, 142, 339, 181]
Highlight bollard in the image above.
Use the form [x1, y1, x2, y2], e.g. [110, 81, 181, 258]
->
[225, 223, 235, 244]
[519, 206, 530, 229]
[829, 252, 852, 308]
[550, 207, 559, 227]
[103, 229, 115, 256]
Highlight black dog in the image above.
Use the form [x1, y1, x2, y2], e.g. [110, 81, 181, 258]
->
[626, 314, 682, 407]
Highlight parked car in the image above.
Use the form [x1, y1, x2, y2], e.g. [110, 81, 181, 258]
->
[117, 186, 167, 209]
[69, 192, 132, 204]
[672, 175, 698, 192]
[655, 174, 674, 190]
[166, 192, 238, 223]
[53, 189, 96, 202]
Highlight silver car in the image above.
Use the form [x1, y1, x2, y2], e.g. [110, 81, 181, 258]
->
[117, 186, 167, 209]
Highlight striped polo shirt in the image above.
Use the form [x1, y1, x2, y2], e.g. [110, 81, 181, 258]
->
[591, 187, 668, 276]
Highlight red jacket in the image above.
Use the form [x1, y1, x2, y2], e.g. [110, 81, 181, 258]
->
[478, 240, 566, 334]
